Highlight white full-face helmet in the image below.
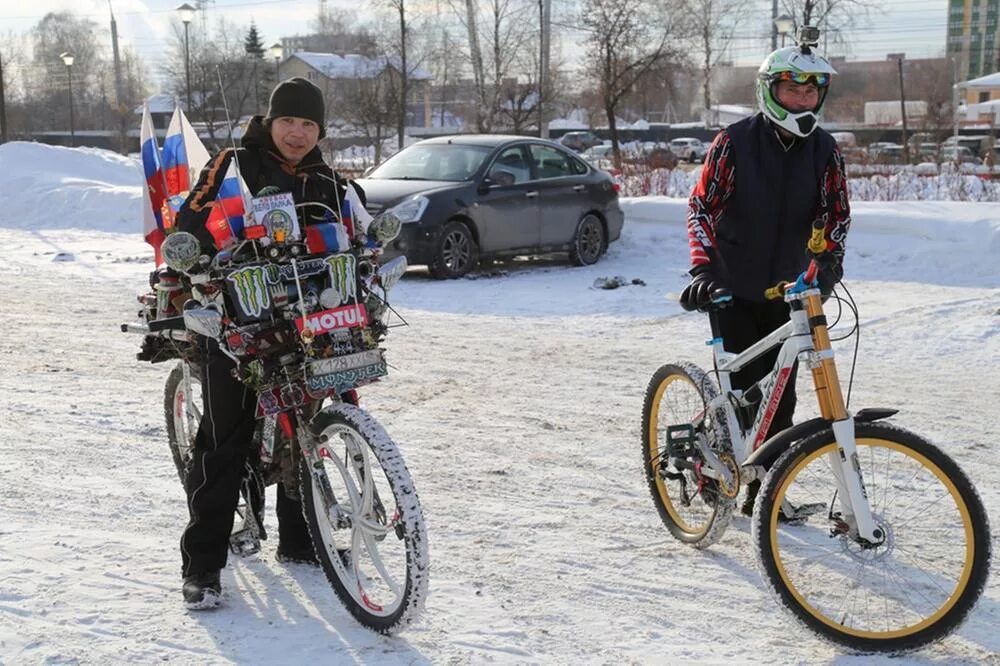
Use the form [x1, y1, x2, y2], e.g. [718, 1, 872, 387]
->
[756, 39, 837, 138]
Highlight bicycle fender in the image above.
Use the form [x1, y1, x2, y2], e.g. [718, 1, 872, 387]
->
[743, 418, 831, 472]
[743, 408, 898, 472]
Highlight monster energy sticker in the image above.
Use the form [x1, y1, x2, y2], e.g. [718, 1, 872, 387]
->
[308, 349, 383, 377]
[276, 258, 326, 280]
[324, 253, 357, 305]
[226, 264, 278, 318]
[305, 360, 387, 395]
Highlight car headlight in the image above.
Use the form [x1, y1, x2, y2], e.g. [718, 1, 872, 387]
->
[388, 195, 429, 223]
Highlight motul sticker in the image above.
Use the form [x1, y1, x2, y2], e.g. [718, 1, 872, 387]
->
[295, 304, 369, 334]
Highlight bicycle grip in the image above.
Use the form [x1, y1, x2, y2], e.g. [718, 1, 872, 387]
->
[764, 282, 787, 300]
[807, 220, 826, 255]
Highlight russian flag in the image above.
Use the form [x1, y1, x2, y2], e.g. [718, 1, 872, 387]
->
[162, 106, 210, 198]
[205, 159, 253, 250]
[140, 104, 167, 264]
[305, 222, 350, 254]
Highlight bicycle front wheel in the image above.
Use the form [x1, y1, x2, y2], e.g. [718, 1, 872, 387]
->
[164, 362, 201, 483]
[642, 362, 736, 549]
[301, 404, 429, 634]
[752, 421, 991, 653]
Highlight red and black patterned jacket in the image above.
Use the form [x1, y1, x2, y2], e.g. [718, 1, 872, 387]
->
[686, 113, 851, 301]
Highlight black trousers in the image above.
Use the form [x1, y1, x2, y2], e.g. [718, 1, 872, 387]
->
[179, 341, 311, 577]
[714, 297, 798, 441]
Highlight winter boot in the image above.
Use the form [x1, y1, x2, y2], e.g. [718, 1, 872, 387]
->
[182, 571, 222, 610]
[276, 543, 320, 566]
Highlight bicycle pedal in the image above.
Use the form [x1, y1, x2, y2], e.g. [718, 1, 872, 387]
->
[229, 528, 261, 557]
[780, 501, 827, 525]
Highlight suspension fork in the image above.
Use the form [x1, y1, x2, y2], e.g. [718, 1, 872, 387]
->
[803, 292, 882, 543]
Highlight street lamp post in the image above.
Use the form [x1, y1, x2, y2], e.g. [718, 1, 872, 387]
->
[774, 14, 795, 48]
[177, 3, 196, 114]
[60, 52, 75, 147]
[270, 43, 283, 83]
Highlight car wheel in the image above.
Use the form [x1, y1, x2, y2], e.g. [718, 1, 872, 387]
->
[569, 214, 606, 266]
[430, 220, 479, 279]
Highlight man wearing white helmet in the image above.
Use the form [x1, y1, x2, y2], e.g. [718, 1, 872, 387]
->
[679, 31, 852, 515]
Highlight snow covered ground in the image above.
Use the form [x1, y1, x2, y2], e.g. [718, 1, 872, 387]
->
[0, 143, 997, 664]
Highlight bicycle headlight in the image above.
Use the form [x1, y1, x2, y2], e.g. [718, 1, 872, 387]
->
[387, 195, 428, 223]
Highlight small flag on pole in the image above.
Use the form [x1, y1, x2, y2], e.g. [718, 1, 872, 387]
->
[205, 159, 253, 249]
[140, 104, 167, 264]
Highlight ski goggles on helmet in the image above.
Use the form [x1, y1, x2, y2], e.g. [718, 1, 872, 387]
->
[775, 71, 830, 87]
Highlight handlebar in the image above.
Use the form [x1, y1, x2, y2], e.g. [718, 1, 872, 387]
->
[764, 221, 826, 300]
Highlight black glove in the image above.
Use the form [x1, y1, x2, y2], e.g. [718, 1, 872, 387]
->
[814, 252, 843, 296]
[679, 267, 729, 311]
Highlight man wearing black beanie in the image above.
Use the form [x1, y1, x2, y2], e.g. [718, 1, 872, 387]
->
[174, 77, 367, 610]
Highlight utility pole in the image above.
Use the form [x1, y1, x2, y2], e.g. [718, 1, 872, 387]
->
[110, 1, 127, 153]
[897, 56, 910, 165]
[771, 0, 778, 51]
[538, 0, 551, 138]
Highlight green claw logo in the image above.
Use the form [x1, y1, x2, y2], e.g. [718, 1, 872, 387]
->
[325, 254, 357, 305]
[228, 266, 271, 317]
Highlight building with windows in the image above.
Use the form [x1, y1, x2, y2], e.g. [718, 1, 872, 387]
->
[947, 0, 999, 82]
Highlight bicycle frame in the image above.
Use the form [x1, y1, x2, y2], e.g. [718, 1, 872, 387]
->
[703, 285, 882, 543]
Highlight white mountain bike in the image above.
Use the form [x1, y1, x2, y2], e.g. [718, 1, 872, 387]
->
[642, 224, 991, 653]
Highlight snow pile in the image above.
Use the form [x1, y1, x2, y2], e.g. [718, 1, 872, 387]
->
[0, 142, 144, 233]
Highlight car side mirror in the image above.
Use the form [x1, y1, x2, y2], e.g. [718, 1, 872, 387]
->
[485, 169, 516, 188]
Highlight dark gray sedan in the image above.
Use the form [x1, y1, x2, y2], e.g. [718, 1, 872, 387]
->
[356, 135, 624, 278]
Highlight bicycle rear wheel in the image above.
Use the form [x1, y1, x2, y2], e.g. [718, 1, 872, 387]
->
[752, 421, 991, 653]
[301, 404, 428, 634]
[642, 362, 736, 549]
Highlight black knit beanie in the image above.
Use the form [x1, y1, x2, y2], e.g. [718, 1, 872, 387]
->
[266, 77, 326, 138]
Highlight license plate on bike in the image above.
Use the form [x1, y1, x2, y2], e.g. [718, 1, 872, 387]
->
[306, 349, 387, 395]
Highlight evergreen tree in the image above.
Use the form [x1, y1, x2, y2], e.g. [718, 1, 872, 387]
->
[244, 22, 266, 114]
[244, 22, 264, 58]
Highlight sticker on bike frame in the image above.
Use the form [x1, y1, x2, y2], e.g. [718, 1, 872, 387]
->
[752, 366, 793, 450]
[305, 360, 387, 395]
[307, 349, 384, 377]
[296, 303, 369, 336]
[256, 382, 308, 417]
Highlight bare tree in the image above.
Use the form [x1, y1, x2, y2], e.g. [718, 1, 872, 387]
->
[451, 0, 536, 132]
[28, 11, 105, 132]
[779, 0, 876, 53]
[162, 17, 261, 145]
[580, 0, 681, 167]
[334, 71, 403, 165]
[681, 0, 741, 117]
[498, 75, 539, 132]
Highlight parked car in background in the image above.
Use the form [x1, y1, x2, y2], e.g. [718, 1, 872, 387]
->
[941, 145, 982, 164]
[915, 143, 940, 161]
[356, 135, 624, 278]
[668, 137, 708, 162]
[581, 144, 614, 166]
[558, 131, 603, 152]
[867, 143, 905, 164]
[941, 134, 991, 158]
